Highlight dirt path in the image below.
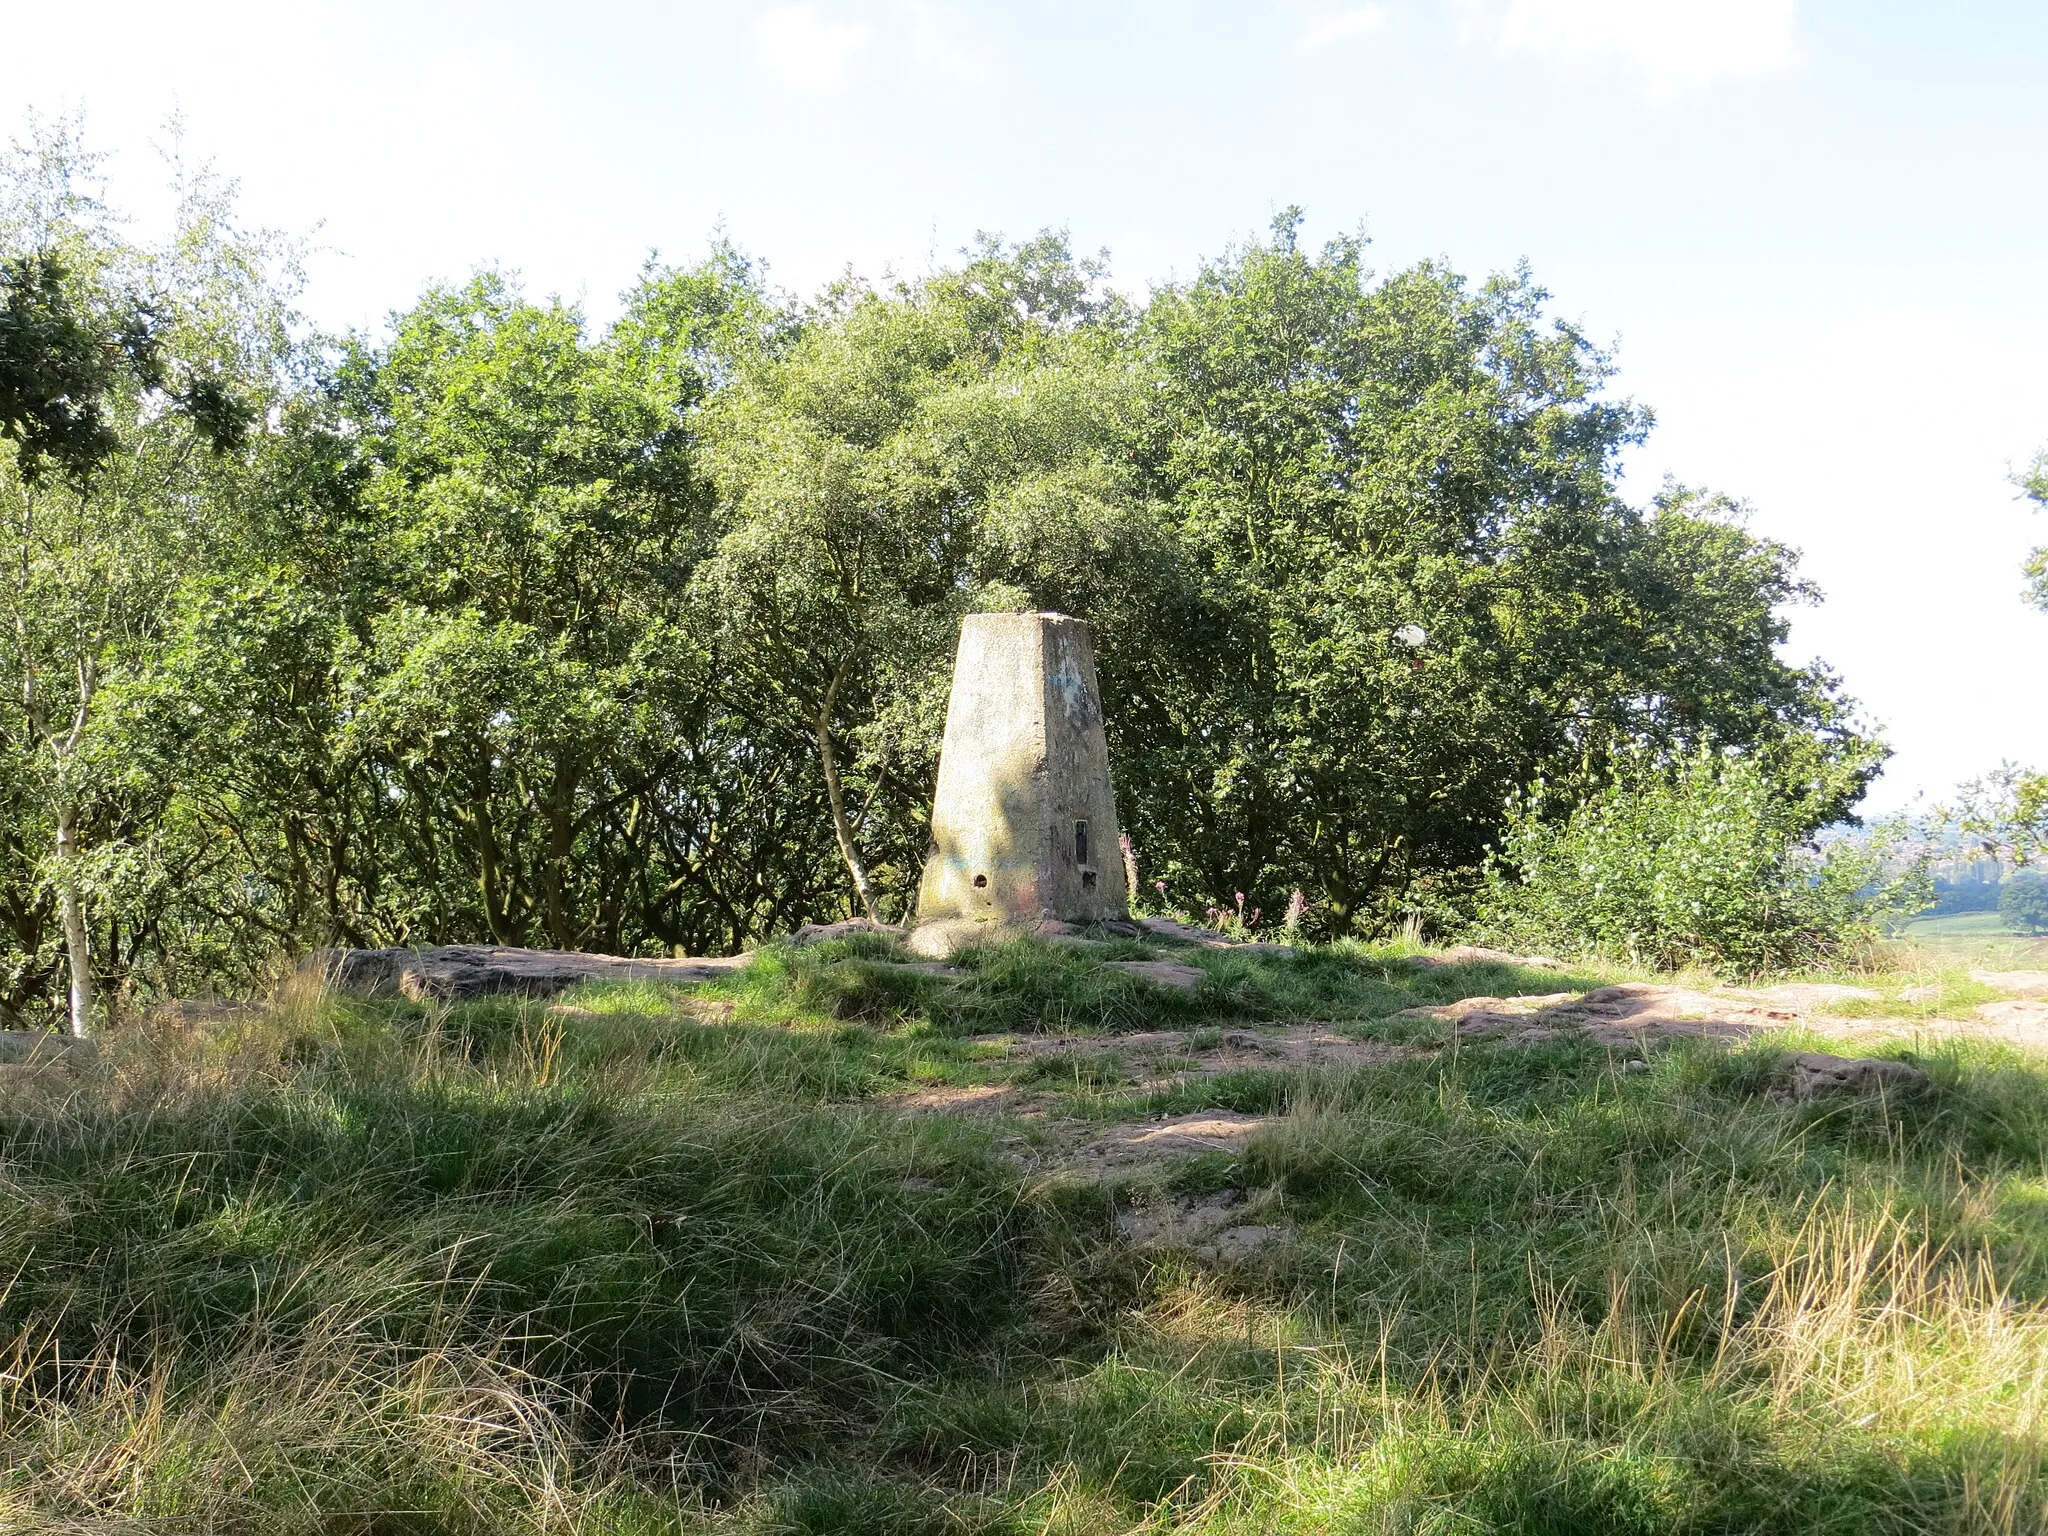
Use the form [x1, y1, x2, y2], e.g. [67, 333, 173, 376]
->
[1392, 978, 2048, 1051]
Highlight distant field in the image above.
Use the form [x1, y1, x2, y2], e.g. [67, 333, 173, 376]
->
[1903, 909, 2048, 962]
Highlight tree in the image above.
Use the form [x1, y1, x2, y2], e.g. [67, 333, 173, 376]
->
[0, 120, 278, 1033]
[1115, 213, 1881, 934]
[1476, 746, 1927, 973]
[2022, 449, 2046, 612]
[0, 188, 1902, 1010]
[2001, 872, 2048, 935]
[693, 240, 1151, 921]
[1947, 763, 2048, 870]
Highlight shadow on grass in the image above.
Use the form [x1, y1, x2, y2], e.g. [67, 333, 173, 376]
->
[5, 944, 2048, 1532]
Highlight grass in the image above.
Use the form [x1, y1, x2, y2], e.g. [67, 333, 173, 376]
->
[1902, 911, 2048, 965]
[1, 936, 2045, 1532]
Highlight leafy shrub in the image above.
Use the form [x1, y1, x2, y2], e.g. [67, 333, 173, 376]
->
[2002, 871, 2048, 934]
[1473, 747, 1927, 974]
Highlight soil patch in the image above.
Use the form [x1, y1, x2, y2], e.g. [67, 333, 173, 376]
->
[1115, 1190, 1290, 1261]
[1395, 981, 2048, 1054]
[891, 1082, 1031, 1114]
[975, 1022, 1415, 1080]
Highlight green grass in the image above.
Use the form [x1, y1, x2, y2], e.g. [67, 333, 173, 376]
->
[1903, 910, 2048, 964]
[2, 938, 2046, 1532]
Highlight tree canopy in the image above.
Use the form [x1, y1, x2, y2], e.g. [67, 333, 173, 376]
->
[2023, 448, 2047, 612]
[0, 140, 1887, 1027]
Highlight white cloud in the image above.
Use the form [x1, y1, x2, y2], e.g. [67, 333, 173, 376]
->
[1457, 0, 1803, 99]
[1298, 7, 1392, 53]
[754, 4, 871, 89]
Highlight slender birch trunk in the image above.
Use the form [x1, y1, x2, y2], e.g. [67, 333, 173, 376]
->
[51, 656, 99, 1038]
[814, 663, 879, 923]
[12, 485, 96, 1035]
[54, 797, 93, 1037]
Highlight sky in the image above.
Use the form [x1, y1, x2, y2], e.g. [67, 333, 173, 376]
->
[5, 0, 2045, 815]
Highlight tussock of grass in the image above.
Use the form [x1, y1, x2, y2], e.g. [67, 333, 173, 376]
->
[2, 939, 2046, 1531]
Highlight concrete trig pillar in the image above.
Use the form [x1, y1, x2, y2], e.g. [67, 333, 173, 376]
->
[915, 612, 1127, 933]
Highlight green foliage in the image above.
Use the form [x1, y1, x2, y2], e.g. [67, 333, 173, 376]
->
[2002, 871, 2048, 934]
[1111, 215, 1880, 934]
[0, 118, 302, 1029]
[0, 126, 1893, 1019]
[1946, 762, 2048, 871]
[1476, 746, 1928, 973]
[2022, 447, 2046, 611]
[691, 246, 1149, 919]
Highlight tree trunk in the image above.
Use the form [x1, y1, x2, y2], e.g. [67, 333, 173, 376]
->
[813, 668, 878, 923]
[54, 799, 93, 1038]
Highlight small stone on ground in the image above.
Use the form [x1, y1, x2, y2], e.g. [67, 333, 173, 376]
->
[1788, 1051, 1929, 1099]
[1082, 1111, 1273, 1163]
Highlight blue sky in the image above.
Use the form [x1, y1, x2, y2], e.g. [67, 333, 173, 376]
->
[8, 0, 2046, 814]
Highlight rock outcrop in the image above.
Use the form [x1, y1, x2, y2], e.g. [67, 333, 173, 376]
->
[315, 945, 748, 1002]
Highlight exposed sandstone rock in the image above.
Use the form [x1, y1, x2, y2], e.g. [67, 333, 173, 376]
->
[1387, 993, 1577, 1036]
[1411, 946, 1568, 971]
[0, 1030, 98, 1065]
[979, 1022, 1414, 1076]
[1973, 970, 2048, 997]
[1975, 999, 2048, 1029]
[892, 1082, 1024, 1114]
[905, 917, 1092, 958]
[1082, 1111, 1272, 1163]
[789, 919, 902, 946]
[315, 945, 748, 1002]
[1104, 960, 1205, 991]
[1787, 1051, 1929, 1100]
[1748, 983, 1880, 1007]
[1137, 916, 1294, 958]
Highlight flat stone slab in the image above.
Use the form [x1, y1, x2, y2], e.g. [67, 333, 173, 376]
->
[1974, 970, 2048, 996]
[1976, 999, 2048, 1029]
[316, 945, 750, 1002]
[1115, 1190, 1291, 1261]
[1104, 960, 1205, 991]
[1386, 993, 1580, 1039]
[789, 919, 902, 946]
[906, 917, 1089, 959]
[1748, 983, 1880, 1007]
[1138, 917, 1294, 957]
[1410, 946, 1569, 971]
[0, 1030, 97, 1064]
[892, 1082, 1023, 1114]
